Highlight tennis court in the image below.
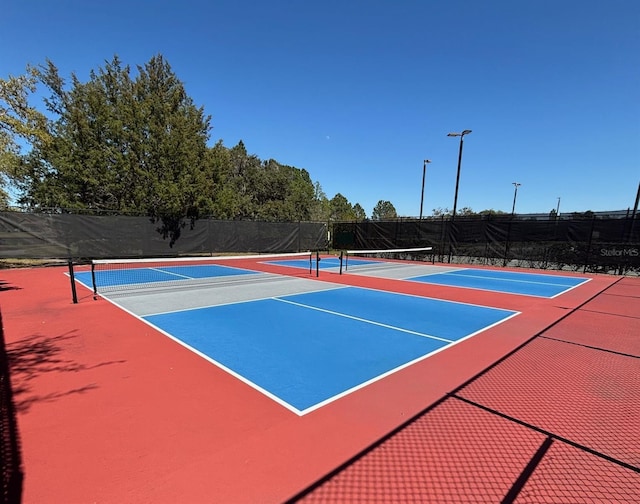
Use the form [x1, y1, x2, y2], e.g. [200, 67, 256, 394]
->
[1, 251, 638, 502]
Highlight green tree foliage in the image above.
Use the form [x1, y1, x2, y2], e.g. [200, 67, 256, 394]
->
[372, 200, 397, 220]
[572, 210, 595, 219]
[457, 206, 475, 216]
[433, 207, 514, 218]
[309, 182, 331, 221]
[329, 193, 356, 220]
[0, 54, 381, 241]
[352, 203, 366, 220]
[478, 209, 508, 217]
[311, 192, 365, 221]
[0, 65, 53, 207]
[206, 140, 315, 221]
[432, 207, 451, 217]
[246, 159, 315, 221]
[4, 55, 213, 243]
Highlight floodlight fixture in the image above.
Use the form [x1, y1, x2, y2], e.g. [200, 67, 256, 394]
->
[447, 129, 472, 138]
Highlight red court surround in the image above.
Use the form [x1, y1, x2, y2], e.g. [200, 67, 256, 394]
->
[1, 260, 635, 503]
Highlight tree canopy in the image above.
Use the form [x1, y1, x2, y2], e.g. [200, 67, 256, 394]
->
[0, 54, 379, 234]
[372, 200, 397, 220]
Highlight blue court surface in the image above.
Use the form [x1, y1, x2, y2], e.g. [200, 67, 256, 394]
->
[74, 264, 254, 288]
[409, 268, 588, 297]
[143, 287, 517, 414]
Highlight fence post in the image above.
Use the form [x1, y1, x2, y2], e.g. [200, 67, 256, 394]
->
[438, 215, 446, 263]
[447, 217, 454, 264]
[503, 218, 513, 267]
[482, 218, 490, 265]
[583, 216, 597, 274]
[68, 260, 78, 304]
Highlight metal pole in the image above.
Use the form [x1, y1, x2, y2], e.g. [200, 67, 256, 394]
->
[628, 181, 640, 243]
[447, 130, 471, 263]
[511, 182, 521, 215]
[556, 197, 561, 217]
[631, 181, 640, 221]
[68, 260, 78, 304]
[91, 262, 98, 300]
[452, 137, 464, 220]
[419, 159, 430, 220]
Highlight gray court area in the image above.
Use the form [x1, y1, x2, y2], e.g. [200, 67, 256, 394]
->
[109, 272, 344, 316]
[344, 262, 463, 280]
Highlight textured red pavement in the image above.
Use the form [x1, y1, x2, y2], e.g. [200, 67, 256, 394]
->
[297, 398, 547, 503]
[295, 274, 640, 503]
[542, 309, 640, 356]
[514, 441, 640, 503]
[458, 337, 640, 468]
[1, 262, 635, 503]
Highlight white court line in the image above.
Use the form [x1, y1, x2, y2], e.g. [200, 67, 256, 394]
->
[549, 277, 592, 298]
[69, 273, 332, 416]
[299, 345, 449, 415]
[407, 272, 588, 298]
[347, 283, 518, 311]
[70, 273, 521, 417]
[443, 270, 584, 287]
[274, 297, 455, 344]
[100, 294, 304, 415]
[139, 284, 350, 317]
[149, 267, 193, 279]
[297, 308, 520, 416]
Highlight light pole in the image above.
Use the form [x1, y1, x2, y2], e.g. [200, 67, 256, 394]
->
[419, 159, 431, 220]
[511, 182, 521, 215]
[556, 197, 561, 217]
[447, 130, 472, 220]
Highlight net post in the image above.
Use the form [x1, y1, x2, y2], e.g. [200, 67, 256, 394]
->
[91, 261, 98, 300]
[315, 251, 320, 277]
[309, 252, 312, 275]
[68, 260, 78, 304]
[345, 251, 349, 271]
[339, 250, 344, 275]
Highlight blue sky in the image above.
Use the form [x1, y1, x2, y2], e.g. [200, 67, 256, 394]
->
[2, 0, 639, 217]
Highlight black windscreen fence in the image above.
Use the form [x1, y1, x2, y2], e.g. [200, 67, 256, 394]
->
[0, 212, 328, 259]
[332, 216, 640, 275]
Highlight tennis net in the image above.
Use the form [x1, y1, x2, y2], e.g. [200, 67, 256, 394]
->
[77, 252, 314, 297]
[341, 246, 433, 274]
